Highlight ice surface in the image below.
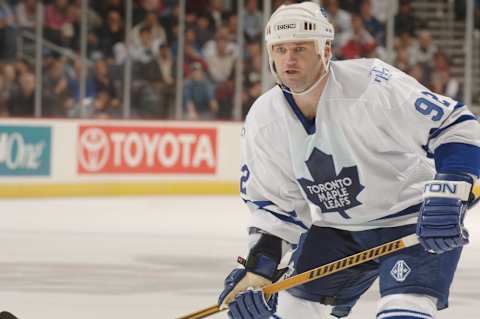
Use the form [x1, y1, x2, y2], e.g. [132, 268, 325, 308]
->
[0, 196, 478, 318]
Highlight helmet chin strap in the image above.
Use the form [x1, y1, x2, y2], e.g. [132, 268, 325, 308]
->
[278, 54, 330, 96]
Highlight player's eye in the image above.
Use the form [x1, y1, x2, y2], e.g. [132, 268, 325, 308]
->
[274, 47, 287, 54]
[294, 46, 306, 53]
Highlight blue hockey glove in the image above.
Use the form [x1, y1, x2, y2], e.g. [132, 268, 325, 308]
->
[218, 254, 277, 308]
[227, 289, 277, 319]
[218, 234, 282, 313]
[417, 173, 474, 254]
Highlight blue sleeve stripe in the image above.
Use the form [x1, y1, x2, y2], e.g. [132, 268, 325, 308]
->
[259, 208, 308, 230]
[434, 142, 480, 177]
[370, 203, 421, 221]
[243, 199, 308, 230]
[429, 114, 477, 140]
[250, 200, 275, 209]
[453, 101, 465, 110]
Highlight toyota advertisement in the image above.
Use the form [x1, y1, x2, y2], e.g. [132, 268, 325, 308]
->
[77, 125, 218, 174]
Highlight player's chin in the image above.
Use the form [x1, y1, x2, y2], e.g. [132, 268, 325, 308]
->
[281, 79, 303, 90]
[287, 83, 308, 92]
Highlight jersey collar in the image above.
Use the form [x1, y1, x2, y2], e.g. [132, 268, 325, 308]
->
[282, 88, 316, 135]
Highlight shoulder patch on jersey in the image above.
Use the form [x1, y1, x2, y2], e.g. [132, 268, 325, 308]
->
[370, 65, 392, 84]
[297, 148, 364, 219]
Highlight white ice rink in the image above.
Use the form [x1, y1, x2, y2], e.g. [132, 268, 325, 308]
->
[1, 196, 479, 318]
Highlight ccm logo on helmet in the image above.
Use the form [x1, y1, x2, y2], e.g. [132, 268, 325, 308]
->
[276, 23, 296, 31]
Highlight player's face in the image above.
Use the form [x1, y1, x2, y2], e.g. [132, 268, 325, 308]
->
[271, 41, 324, 92]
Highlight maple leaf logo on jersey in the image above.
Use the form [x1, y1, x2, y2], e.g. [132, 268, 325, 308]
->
[297, 148, 364, 219]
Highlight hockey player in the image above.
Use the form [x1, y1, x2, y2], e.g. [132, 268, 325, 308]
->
[217, 2, 480, 319]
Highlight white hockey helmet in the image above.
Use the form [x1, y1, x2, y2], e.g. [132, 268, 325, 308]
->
[265, 1, 335, 83]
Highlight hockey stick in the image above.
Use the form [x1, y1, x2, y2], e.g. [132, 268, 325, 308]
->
[0, 312, 18, 319]
[176, 233, 419, 319]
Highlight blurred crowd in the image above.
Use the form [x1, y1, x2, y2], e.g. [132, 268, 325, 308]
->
[0, 0, 479, 119]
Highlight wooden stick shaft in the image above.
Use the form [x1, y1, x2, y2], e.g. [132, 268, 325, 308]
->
[176, 234, 419, 319]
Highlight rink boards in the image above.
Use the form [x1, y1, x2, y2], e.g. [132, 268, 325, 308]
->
[0, 119, 241, 197]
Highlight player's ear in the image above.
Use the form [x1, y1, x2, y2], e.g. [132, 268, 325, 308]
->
[324, 41, 332, 61]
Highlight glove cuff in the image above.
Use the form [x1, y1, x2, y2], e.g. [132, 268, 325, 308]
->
[245, 233, 282, 281]
[245, 253, 278, 281]
[424, 173, 474, 202]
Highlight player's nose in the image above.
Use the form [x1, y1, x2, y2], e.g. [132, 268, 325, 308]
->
[284, 51, 298, 65]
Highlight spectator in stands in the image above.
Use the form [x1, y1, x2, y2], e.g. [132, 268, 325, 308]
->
[158, 3, 178, 44]
[408, 30, 437, 67]
[395, 0, 417, 37]
[244, 41, 262, 89]
[96, 10, 126, 62]
[431, 71, 461, 102]
[70, 0, 103, 54]
[359, 0, 384, 46]
[2, 63, 16, 103]
[325, 0, 352, 56]
[186, 0, 210, 16]
[155, 43, 174, 85]
[409, 62, 429, 87]
[208, 0, 228, 29]
[430, 50, 461, 100]
[91, 90, 121, 119]
[370, 0, 390, 24]
[65, 58, 96, 117]
[7, 72, 35, 117]
[42, 57, 69, 117]
[93, 58, 120, 110]
[92, 0, 125, 19]
[242, 81, 262, 119]
[185, 11, 199, 30]
[141, 0, 168, 15]
[130, 26, 161, 65]
[133, 42, 175, 119]
[338, 0, 359, 12]
[393, 46, 411, 73]
[129, 25, 171, 118]
[0, 64, 14, 116]
[16, 0, 36, 30]
[131, 12, 167, 51]
[215, 72, 235, 119]
[237, 40, 263, 119]
[476, 0, 480, 30]
[151, 42, 175, 117]
[0, 0, 16, 60]
[204, 29, 237, 84]
[452, 0, 480, 27]
[183, 62, 218, 120]
[0, 73, 6, 116]
[195, 14, 214, 49]
[185, 27, 203, 54]
[226, 13, 238, 41]
[395, 30, 417, 53]
[243, 0, 263, 42]
[243, 47, 263, 117]
[44, 0, 76, 47]
[14, 59, 31, 79]
[245, 40, 261, 61]
[338, 14, 377, 59]
[183, 28, 208, 76]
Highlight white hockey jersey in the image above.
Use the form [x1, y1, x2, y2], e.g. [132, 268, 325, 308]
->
[240, 58, 480, 245]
